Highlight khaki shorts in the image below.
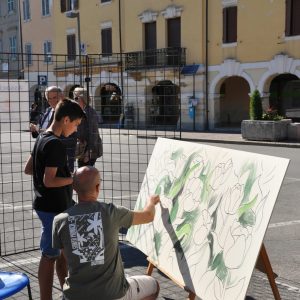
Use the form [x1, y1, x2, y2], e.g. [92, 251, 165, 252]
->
[116, 275, 159, 300]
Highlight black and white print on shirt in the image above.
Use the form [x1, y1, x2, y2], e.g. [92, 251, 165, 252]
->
[68, 212, 104, 266]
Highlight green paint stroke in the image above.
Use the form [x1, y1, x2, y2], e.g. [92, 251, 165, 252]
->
[239, 209, 256, 227]
[240, 162, 257, 205]
[167, 151, 201, 199]
[171, 148, 184, 161]
[211, 251, 228, 282]
[154, 175, 172, 196]
[174, 209, 199, 251]
[199, 162, 213, 204]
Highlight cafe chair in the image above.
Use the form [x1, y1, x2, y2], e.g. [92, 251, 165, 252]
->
[0, 271, 32, 299]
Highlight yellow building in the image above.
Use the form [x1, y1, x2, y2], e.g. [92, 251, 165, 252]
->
[207, 0, 300, 129]
[21, 0, 57, 102]
[22, 0, 300, 130]
[51, 0, 205, 129]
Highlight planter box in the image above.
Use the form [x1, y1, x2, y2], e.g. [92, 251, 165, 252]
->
[241, 119, 292, 141]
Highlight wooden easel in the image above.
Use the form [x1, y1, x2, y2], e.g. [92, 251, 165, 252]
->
[146, 257, 196, 300]
[146, 243, 280, 300]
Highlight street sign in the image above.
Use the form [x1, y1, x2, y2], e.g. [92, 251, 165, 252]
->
[181, 64, 202, 75]
[38, 75, 48, 86]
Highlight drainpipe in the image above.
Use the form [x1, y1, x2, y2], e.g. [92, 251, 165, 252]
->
[205, 0, 209, 130]
[118, 0, 124, 107]
[18, 0, 24, 79]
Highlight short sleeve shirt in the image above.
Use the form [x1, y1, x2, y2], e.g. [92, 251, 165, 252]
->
[32, 131, 73, 213]
[53, 201, 134, 300]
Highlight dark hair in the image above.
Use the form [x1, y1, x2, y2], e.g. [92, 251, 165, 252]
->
[54, 98, 86, 121]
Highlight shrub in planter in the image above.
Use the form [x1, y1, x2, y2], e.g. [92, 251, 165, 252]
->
[249, 89, 263, 120]
[262, 107, 284, 121]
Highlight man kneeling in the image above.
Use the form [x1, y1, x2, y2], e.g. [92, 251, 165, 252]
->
[52, 166, 160, 300]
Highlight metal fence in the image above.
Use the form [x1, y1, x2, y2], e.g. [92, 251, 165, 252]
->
[0, 52, 182, 256]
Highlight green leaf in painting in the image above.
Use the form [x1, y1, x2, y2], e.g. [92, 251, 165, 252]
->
[239, 210, 256, 226]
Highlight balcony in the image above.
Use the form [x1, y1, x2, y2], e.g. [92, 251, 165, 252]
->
[125, 47, 186, 70]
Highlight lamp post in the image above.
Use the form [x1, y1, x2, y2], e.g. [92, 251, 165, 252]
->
[65, 10, 82, 86]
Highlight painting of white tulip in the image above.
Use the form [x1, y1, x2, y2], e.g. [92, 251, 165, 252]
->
[127, 138, 289, 300]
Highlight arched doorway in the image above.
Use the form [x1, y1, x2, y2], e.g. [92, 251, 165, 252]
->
[150, 80, 179, 126]
[218, 76, 250, 128]
[99, 83, 122, 124]
[269, 74, 299, 120]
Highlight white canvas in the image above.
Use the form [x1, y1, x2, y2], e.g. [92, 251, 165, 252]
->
[127, 138, 289, 300]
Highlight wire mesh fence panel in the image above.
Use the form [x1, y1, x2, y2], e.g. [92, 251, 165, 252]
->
[0, 52, 182, 255]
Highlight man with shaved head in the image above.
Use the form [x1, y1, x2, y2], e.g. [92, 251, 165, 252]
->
[52, 166, 160, 300]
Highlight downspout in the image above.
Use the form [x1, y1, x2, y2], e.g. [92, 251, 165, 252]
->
[18, 0, 24, 79]
[118, 0, 124, 102]
[205, 0, 209, 130]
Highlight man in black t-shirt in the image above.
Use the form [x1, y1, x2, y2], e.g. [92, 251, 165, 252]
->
[24, 99, 85, 300]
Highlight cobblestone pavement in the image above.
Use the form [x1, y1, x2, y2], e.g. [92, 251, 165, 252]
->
[1, 242, 300, 299]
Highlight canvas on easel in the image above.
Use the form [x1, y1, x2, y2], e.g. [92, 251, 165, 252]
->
[127, 138, 289, 300]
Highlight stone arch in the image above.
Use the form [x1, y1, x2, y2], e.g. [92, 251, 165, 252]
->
[209, 59, 254, 129]
[258, 54, 300, 94]
[209, 59, 255, 95]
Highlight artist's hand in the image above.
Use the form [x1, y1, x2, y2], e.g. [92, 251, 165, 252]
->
[148, 194, 160, 206]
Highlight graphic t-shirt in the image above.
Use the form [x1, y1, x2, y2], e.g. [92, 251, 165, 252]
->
[32, 131, 73, 213]
[53, 201, 134, 300]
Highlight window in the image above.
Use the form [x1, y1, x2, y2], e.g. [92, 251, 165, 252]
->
[60, 0, 79, 13]
[167, 17, 181, 48]
[286, 0, 300, 36]
[101, 28, 112, 56]
[167, 17, 181, 65]
[23, 0, 31, 21]
[8, 0, 15, 13]
[144, 22, 156, 66]
[67, 34, 76, 60]
[25, 43, 32, 66]
[9, 36, 17, 59]
[0, 40, 3, 60]
[223, 6, 237, 43]
[41, 0, 50, 16]
[43, 40, 52, 63]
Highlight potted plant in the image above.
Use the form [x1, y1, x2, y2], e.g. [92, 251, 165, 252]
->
[241, 90, 291, 141]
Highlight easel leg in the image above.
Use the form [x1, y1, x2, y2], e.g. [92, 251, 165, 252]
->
[188, 291, 196, 300]
[146, 261, 154, 276]
[260, 243, 281, 300]
[146, 258, 196, 300]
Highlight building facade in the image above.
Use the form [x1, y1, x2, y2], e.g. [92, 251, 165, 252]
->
[208, 0, 300, 129]
[19, 0, 300, 130]
[0, 0, 23, 78]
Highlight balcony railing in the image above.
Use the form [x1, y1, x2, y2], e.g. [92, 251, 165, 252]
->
[125, 47, 186, 70]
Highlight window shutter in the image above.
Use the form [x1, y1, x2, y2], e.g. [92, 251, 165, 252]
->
[285, 0, 292, 36]
[167, 18, 181, 48]
[23, 1, 26, 19]
[67, 34, 76, 60]
[230, 6, 237, 43]
[73, 0, 79, 10]
[102, 28, 112, 56]
[293, 0, 300, 35]
[145, 22, 157, 50]
[223, 8, 227, 43]
[61, 0, 66, 13]
[223, 6, 237, 43]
